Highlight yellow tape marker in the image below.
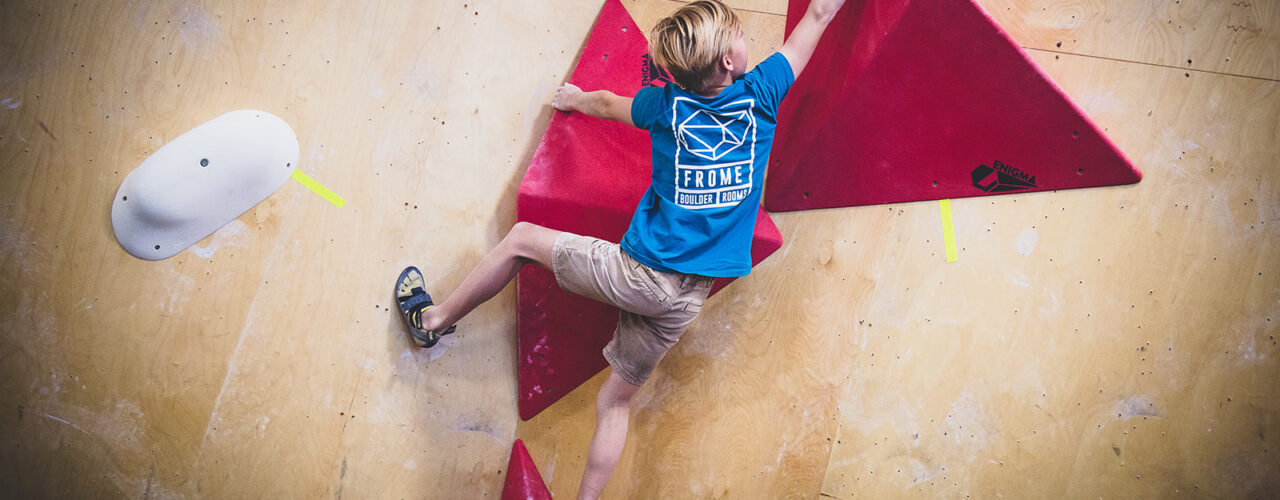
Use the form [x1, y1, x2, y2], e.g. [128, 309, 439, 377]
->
[291, 169, 346, 208]
[940, 198, 958, 263]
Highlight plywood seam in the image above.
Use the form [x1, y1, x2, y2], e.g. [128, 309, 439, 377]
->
[661, 0, 786, 19]
[688, 3, 1279, 84]
[1026, 47, 1280, 84]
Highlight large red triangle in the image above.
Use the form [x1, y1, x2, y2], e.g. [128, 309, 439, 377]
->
[501, 440, 553, 500]
[515, 0, 784, 420]
[764, 0, 1140, 212]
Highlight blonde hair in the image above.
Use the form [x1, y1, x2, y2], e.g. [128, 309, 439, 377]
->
[649, 0, 742, 94]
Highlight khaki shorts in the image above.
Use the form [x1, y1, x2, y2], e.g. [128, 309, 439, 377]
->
[552, 233, 714, 386]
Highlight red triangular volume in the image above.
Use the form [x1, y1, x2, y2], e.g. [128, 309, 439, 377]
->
[502, 440, 553, 500]
[515, 0, 784, 420]
[764, 0, 1140, 212]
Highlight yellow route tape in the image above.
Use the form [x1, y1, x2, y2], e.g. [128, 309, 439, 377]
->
[940, 199, 958, 263]
[291, 169, 345, 208]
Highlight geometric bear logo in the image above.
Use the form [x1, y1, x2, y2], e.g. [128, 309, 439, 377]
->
[677, 108, 752, 161]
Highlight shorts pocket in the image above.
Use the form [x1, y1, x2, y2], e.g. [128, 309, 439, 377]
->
[632, 261, 675, 304]
[680, 277, 713, 313]
[682, 299, 703, 315]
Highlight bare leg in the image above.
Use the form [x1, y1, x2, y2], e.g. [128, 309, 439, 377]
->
[420, 221, 560, 332]
[576, 371, 642, 500]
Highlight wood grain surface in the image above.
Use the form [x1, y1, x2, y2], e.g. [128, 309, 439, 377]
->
[0, 0, 1275, 498]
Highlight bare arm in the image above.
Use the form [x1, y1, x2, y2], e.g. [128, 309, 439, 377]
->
[552, 83, 636, 127]
[778, 0, 848, 78]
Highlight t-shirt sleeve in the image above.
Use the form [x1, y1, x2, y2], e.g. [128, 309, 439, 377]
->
[742, 52, 796, 113]
[630, 85, 665, 130]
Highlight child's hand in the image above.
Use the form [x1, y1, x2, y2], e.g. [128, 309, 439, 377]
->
[780, 0, 849, 77]
[552, 83, 582, 112]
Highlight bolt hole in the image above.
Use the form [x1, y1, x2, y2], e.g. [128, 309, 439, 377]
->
[602, 53, 608, 60]
[1072, 131, 1080, 138]
[200, 158, 209, 167]
[154, 244, 160, 250]
[122, 196, 128, 201]
[286, 162, 291, 168]
[932, 181, 938, 187]
[803, 192, 810, 198]
[1077, 168, 1085, 175]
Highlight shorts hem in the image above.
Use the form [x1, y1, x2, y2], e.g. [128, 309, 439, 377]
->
[551, 232, 573, 293]
[603, 344, 647, 387]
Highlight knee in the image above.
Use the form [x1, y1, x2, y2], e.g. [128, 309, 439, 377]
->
[509, 221, 538, 240]
[504, 221, 546, 260]
[596, 392, 631, 416]
[596, 385, 637, 414]
[501, 221, 532, 253]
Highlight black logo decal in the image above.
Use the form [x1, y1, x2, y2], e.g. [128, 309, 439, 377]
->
[972, 160, 1036, 193]
[641, 54, 673, 88]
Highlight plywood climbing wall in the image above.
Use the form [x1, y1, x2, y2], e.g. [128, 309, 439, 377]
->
[0, 0, 1276, 498]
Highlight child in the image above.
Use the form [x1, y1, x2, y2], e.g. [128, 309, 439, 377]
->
[394, 0, 847, 497]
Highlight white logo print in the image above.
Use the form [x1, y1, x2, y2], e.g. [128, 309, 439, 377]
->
[678, 109, 750, 160]
[672, 98, 756, 210]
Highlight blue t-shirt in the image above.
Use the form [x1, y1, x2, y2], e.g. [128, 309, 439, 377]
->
[623, 52, 794, 277]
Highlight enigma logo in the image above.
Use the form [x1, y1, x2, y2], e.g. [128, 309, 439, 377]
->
[641, 54, 673, 88]
[972, 160, 1037, 193]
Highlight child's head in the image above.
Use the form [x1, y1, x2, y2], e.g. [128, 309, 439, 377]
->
[649, 0, 744, 95]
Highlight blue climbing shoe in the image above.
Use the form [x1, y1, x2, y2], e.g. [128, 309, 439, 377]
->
[395, 266, 456, 348]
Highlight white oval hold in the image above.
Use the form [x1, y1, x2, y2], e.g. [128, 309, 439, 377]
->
[112, 110, 299, 260]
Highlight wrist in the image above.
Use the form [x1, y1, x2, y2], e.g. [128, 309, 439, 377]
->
[578, 91, 599, 114]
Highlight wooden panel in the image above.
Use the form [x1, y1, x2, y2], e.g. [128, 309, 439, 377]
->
[625, 0, 788, 64]
[0, 0, 603, 497]
[662, 0, 790, 16]
[978, 0, 1280, 80]
[2, 0, 1276, 498]
[817, 39, 1280, 500]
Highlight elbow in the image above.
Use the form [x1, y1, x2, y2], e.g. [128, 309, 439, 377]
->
[590, 102, 609, 121]
[812, 9, 838, 25]
[810, 1, 842, 23]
